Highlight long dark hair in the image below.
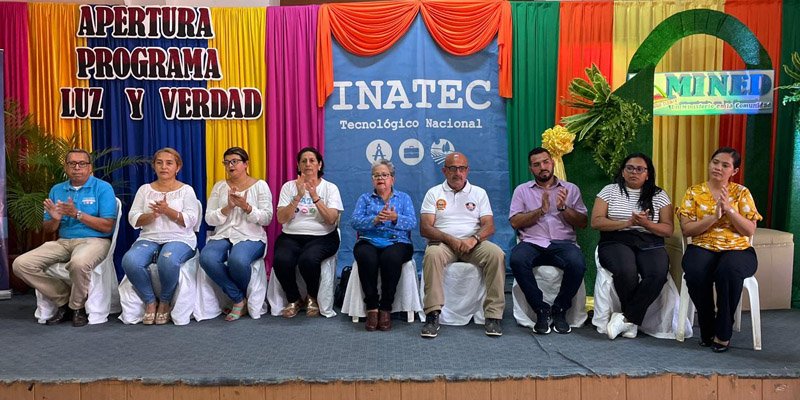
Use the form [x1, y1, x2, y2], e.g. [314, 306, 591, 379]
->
[614, 153, 662, 218]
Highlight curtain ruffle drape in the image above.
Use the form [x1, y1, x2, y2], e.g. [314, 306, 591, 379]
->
[0, 2, 30, 115]
[316, 0, 512, 107]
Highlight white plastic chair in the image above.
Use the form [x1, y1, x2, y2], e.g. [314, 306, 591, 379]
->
[34, 198, 123, 325]
[592, 246, 691, 339]
[512, 265, 588, 329]
[265, 229, 340, 318]
[676, 236, 761, 350]
[118, 200, 202, 326]
[194, 244, 268, 321]
[342, 259, 421, 323]
[419, 262, 486, 325]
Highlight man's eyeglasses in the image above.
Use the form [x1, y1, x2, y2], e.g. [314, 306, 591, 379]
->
[444, 166, 468, 173]
[372, 173, 392, 180]
[222, 159, 243, 167]
[66, 161, 91, 169]
[624, 165, 648, 174]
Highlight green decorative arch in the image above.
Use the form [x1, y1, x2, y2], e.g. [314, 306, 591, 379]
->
[566, 9, 775, 294]
[617, 9, 774, 220]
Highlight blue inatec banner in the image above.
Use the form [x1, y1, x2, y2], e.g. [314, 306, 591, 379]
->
[325, 16, 512, 272]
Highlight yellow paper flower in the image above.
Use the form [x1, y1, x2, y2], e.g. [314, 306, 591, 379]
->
[541, 125, 575, 180]
[542, 125, 575, 158]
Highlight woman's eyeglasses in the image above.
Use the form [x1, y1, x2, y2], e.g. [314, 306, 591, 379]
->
[222, 159, 243, 167]
[372, 173, 392, 180]
[624, 165, 647, 174]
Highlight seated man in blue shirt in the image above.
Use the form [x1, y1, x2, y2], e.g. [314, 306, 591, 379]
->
[13, 149, 117, 327]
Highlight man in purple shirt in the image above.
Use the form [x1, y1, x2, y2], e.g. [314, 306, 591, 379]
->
[509, 147, 588, 335]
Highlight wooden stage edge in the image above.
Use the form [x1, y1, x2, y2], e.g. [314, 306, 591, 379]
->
[1, 374, 799, 400]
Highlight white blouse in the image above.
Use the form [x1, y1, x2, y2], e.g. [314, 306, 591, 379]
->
[128, 184, 200, 248]
[206, 179, 273, 244]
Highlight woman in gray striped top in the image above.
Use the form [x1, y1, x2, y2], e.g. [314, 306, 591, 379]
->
[591, 153, 673, 340]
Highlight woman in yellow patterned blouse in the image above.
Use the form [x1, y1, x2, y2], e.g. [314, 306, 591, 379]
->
[677, 147, 761, 353]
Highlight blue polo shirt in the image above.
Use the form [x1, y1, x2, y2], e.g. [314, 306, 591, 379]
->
[45, 176, 116, 239]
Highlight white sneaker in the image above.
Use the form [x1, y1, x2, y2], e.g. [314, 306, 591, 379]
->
[622, 323, 638, 338]
[606, 312, 626, 340]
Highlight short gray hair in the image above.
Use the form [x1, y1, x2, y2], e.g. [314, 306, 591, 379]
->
[371, 159, 395, 176]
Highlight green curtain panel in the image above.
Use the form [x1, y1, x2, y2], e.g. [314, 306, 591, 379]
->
[507, 1, 560, 189]
[773, 0, 800, 307]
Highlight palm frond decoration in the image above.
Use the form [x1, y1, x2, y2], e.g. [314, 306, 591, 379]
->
[777, 51, 800, 105]
[561, 64, 650, 178]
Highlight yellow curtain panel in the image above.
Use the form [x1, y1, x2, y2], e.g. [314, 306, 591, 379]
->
[27, 3, 92, 149]
[612, 0, 724, 207]
[205, 7, 268, 196]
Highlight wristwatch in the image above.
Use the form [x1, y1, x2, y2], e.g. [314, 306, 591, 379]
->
[557, 205, 567, 212]
[472, 234, 481, 243]
[75, 211, 83, 220]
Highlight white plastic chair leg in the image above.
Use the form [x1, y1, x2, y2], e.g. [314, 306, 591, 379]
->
[676, 274, 690, 342]
[744, 276, 761, 350]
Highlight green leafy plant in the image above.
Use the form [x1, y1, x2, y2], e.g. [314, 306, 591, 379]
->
[561, 64, 650, 178]
[777, 51, 800, 105]
[4, 102, 148, 253]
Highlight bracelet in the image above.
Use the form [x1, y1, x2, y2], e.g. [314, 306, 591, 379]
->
[313, 197, 321, 204]
[557, 205, 567, 212]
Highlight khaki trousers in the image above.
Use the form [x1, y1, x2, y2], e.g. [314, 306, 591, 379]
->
[422, 241, 506, 319]
[13, 238, 110, 309]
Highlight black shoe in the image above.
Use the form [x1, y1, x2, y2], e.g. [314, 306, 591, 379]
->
[45, 305, 73, 325]
[72, 308, 88, 327]
[711, 341, 729, 353]
[552, 309, 571, 334]
[484, 318, 503, 337]
[420, 311, 440, 338]
[699, 337, 713, 347]
[533, 308, 551, 335]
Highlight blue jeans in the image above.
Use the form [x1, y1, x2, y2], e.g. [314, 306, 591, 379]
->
[510, 240, 586, 313]
[199, 239, 265, 303]
[121, 240, 196, 304]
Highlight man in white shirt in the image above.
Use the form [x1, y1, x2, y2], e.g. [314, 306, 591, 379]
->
[419, 152, 505, 338]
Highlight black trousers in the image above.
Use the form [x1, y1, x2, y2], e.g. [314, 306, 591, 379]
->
[353, 241, 413, 311]
[598, 242, 669, 325]
[509, 241, 586, 313]
[273, 230, 340, 303]
[682, 245, 757, 342]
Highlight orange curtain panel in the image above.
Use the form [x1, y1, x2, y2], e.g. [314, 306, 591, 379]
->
[553, 1, 614, 124]
[719, 0, 783, 196]
[27, 3, 92, 148]
[316, 0, 512, 107]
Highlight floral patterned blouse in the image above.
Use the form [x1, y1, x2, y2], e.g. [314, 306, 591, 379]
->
[676, 182, 762, 251]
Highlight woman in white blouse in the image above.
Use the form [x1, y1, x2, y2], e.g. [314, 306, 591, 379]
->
[273, 147, 343, 318]
[591, 153, 673, 339]
[121, 148, 200, 325]
[199, 147, 273, 321]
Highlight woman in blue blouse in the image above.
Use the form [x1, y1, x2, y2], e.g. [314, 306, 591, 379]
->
[350, 159, 417, 331]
